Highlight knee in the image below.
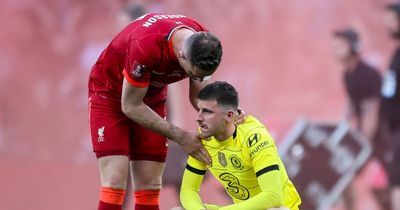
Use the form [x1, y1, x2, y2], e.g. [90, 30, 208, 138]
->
[103, 170, 129, 189]
[134, 173, 162, 190]
[98, 156, 130, 189]
[131, 160, 165, 190]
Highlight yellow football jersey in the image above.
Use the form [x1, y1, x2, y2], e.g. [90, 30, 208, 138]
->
[181, 115, 301, 210]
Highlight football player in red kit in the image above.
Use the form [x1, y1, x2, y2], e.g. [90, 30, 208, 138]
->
[88, 13, 223, 210]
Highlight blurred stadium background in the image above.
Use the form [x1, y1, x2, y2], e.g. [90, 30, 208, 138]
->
[0, 0, 395, 209]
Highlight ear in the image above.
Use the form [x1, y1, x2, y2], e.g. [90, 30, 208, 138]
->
[225, 110, 236, 124]
[178, 51, 186, 59]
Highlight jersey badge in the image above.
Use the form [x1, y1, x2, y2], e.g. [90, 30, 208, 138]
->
[98, 126, 105, 142]
[230, 154, 244, 170]
[247, 133, 261, 147]
[218, 151, 227, 167]
[130, 61, 146, 79]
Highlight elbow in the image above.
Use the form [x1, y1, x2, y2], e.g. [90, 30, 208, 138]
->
[179, 187, 189, 207]
[264, 191, 283, 208]
[121, 102, 131, 116]
[121, 100, 139, 118]
[271, 194, 283, 208]
[179, 190, 188, 210]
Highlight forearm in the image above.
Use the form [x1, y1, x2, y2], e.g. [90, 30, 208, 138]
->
[219, 191, 282, 210]
[203, 204, 221, 210]
[122, 102, 185, 144]
[180, 187, 205, 210]
[189, 78, 212, 110]
[360, 99, 379, 140]
[361, 111, 378, 141]
[220, 170, 283, 210]
[180, 167, 206, 210]
[343, 100, 353, 122]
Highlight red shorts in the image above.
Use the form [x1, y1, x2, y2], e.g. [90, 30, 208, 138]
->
[89, 88, 168, 162]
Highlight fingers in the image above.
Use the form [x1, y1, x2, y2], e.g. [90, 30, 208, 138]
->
[235, 107, 247, 125]
[234, 117, 246, 125]
[182, 133, 212, 165]
[237, 106, 246, 115]
[191, 135, 212, 165]
[234, 114, 246, 124]
[199, 145, 212, 165]
[191, 145, 211, 165]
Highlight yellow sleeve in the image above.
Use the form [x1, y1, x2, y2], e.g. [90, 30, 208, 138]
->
[247, 127, 280, 173]
[219, 170, 283, 210]
[203, 204, 222, 210]
[180, 156, 208, 210]
[219, 128, 284, 210]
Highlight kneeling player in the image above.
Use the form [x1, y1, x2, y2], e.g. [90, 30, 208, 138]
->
[179, 81, 301, 210]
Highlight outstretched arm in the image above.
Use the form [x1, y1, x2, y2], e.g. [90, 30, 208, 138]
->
[121, 78, 211, 164]
[189, 77, 212, 111]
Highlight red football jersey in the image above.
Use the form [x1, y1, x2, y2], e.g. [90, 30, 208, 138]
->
[88, 13, 208, 102]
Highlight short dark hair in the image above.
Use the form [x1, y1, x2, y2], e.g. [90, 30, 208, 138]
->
[333, 28, 360, 54]
[124, 5, 146, 20]
[386, 3, 400, 39]
[197, 81, 238, 110]
[387, 2, 400, 18]
[185, 32, 223, 73]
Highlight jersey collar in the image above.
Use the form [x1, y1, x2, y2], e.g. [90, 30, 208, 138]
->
[167, 25, 196, 61]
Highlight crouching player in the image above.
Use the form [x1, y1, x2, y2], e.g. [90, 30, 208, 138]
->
[179, 81, 301, 210]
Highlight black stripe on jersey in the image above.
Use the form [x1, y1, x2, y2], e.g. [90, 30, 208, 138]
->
[186, 164, 206, 175]
[233, 127, 237, 139]
[256, 164, 279, 177]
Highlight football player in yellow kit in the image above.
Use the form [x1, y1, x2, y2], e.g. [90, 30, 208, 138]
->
[179, 81, 301, 210]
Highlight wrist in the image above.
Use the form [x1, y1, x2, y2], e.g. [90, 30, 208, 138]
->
[168, 126, 186, 145]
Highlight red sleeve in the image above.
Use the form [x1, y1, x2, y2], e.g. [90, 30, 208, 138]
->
[123, 38, 156, 88]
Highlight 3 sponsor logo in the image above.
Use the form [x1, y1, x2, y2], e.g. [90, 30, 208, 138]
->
[219, 172, 250, 200]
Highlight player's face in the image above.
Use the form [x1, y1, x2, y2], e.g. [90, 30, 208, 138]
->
[178, 52, 211, 82]
[332, 37, 351, 60]
[116, 12, 132, 30]
[196, 99, 228, 138]
[384, 10, 400, 36]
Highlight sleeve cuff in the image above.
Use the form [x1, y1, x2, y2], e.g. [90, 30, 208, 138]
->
[123, 68, 150, 88]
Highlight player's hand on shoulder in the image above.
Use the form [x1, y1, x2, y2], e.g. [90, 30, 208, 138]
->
[178, 132, 212, 165]
[234, 107, 247, 125]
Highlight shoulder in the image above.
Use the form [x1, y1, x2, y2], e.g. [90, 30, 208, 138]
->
[359, 61, 382, 80]
[237, 115, 275, 147]
[390, 48, 400, 71]
[239, 115, 266, 133]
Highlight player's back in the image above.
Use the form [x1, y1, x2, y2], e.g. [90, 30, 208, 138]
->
[88, 13, 207, 99]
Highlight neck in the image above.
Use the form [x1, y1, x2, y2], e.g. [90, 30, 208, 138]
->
[215, 124, 236, 141]
[341, 55, 359, 72]
[171, 28, 195, 58]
